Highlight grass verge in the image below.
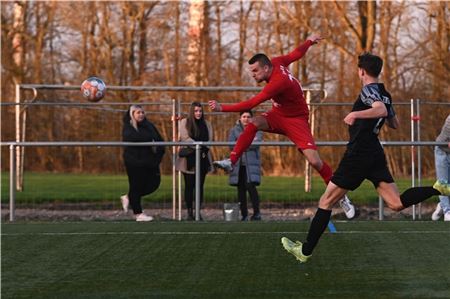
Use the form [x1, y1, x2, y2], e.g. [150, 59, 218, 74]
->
[1, 172, 437, 205]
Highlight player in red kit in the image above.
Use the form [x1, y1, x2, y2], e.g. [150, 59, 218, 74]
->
[209, 34, 356, 219]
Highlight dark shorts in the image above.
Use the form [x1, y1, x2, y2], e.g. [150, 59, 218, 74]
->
[331, 149, 394, 191]
[263, 110, 317, 151]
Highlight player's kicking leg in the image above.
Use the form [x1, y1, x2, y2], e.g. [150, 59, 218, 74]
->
[281, 180, 450, 264]
[281, 182, 347, 263]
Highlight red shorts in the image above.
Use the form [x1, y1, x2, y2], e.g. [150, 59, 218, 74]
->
[263, 110, 317, 151]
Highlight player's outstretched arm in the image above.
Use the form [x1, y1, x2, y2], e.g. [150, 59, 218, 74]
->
[210, 91, 271, 113]
[279, 33, 324, 65]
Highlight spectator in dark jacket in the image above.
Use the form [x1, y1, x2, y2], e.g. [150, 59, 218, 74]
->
[228, 111, 263, 221]
[121, 105, 165, 221]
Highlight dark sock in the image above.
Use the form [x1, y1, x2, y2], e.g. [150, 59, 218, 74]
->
[400, 186, 441, 208]
[303, 208, 332, 256]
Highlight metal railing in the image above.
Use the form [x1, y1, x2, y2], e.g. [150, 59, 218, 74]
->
[3, 84, 449, 222]
[6, 83, 449, 198]
[6, 83, 329, 214]
[1, 140, 446, 222]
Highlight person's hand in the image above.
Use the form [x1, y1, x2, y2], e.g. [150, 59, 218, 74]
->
[344, 112, 357, 126]
[307, 34, 324, 45]
[208, 100, 222, 112]
[171, 115, 183, 121]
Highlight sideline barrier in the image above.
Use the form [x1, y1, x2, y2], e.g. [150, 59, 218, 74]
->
[1, 140, 447, 222]
[6, 84, 328, 220]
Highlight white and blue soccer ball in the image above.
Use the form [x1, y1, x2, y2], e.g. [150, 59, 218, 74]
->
[81, 77, 106, 102]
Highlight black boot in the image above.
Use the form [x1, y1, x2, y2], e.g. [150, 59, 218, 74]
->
[250, 212, 261, 221]
[194, 209, 204, 221]
[187, 208, 194, 221]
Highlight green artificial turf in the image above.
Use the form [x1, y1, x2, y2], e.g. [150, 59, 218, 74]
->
[2, 221, 450, 298]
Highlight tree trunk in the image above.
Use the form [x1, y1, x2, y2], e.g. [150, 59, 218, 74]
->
[174, 1, 181, 86]
[272, 1, 284, 55]
[333, 1, 377, 53]
[12, 1, 27, 84]
[186, 0, 204, 85]
[99, 3, 115, 85]
[357, 1, 377, 51]
[238, 1, 254, 81]
[213, 2, 222, 85]
[254, 2, 263, 53]
[200, 1, 210, 86]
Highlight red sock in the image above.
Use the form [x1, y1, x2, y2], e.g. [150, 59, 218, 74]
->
[318, 161, 333, 185]
[230, 123, 258, 165]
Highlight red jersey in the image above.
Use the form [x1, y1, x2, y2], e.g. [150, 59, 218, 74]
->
[221, 40, 313, 118]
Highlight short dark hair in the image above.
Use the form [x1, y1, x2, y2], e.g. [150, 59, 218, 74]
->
[240, 110, 253, 116]
[248, 53, 272, 67]
[358, 52, 383, 77]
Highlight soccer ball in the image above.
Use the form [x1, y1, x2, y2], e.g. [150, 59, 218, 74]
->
[81, 77, 106, 102]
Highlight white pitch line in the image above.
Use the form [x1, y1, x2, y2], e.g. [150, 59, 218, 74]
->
[1, 230, 449, 236]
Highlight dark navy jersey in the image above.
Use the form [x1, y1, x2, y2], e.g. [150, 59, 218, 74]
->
[348, 83, 395, 152]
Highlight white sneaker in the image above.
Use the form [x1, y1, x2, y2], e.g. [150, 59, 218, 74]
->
[444, 211, 450, 222]
[339, 195, 355, 219]
[136, 213, 153, 222]
[213, 158, 234, 172]
[431, 203, 442, 221]
[120, 194, 129, 213]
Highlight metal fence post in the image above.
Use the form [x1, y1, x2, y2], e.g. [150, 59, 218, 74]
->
[410, 99, 416, 220]
[416, 99, 422, 219]
[195, 143, 201, 221]
[9, 144, 16, 222]
[177, 99, 182, 221]
[172, 99, 177, 220]
[15, 84, 22, 191]
[378, 196, 384, 221]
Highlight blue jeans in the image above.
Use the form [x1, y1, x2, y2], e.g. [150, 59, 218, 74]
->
[435, 146, 450, 213]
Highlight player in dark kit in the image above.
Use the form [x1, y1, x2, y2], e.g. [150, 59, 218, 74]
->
[209, 34, 355, 218]
[281, 52, 450, 263]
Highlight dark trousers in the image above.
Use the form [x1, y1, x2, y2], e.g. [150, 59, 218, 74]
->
[237, 165, 260, 217]
[125, 164, 161, 214]
[183, 171, 207, 210]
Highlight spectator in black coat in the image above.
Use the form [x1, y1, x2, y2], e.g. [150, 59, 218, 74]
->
[121, 105, 165, 221]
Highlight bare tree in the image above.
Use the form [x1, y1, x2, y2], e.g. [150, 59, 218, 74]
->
[1, 1, 448, 176]
[200, 0, 211, 86]
[333, 0, 377, 53]
[11, 1, 27, 84]
[186, 0, 205, 86]
[237, 1, 254, 80]
[173, 1, 181, 86]
[428, 1, 449, 100]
